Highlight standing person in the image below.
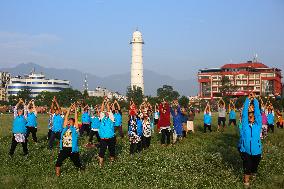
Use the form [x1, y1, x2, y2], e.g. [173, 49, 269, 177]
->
[266, 106, 275, 133]
[154, 103, 160, 126]
[47, 109, 53, 140]
[80, 105, 91, 136]
[142, 113, 152, 149]
[112, 100, 124, 138]
[170, 100, 183, 143]
[158, 99, 171, 145]
[25, 99, 38, 142]
[49, 97, 64, 150]
[55, 103, 82, 176]
[260, 110, 268, 139]
[86, 105, 101, 147]
[187, 107, 195, 133]
[181, 107, 188, 138]
[217, 98, 226, 132]
[128, 115, 142, 154]
[276, 110, 283, 129]
[9, 98, 28, 156]
[228, 100, 237, 126]
[129, 99, 138, 116]
[98, 99, 116, 168]
[204, 103, 212, 133]
[239, 93, 262, 188]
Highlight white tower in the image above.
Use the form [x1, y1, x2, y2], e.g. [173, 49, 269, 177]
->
[130, 29, 144, 94]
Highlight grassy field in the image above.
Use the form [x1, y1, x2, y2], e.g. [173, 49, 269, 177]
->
[0, 113, 283, 189]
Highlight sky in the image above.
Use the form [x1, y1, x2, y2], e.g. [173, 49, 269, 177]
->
[0, 0, 283, 81]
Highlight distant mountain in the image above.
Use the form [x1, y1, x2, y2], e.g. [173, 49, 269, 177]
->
[1, 63, 197, 96]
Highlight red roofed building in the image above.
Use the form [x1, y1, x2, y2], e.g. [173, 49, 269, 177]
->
[198, 60, 282, 99]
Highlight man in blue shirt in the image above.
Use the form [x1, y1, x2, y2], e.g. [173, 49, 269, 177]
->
[80, 105, 91, 136]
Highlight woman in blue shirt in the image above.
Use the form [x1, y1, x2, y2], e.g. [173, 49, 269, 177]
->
[25, 99, 38, 142]
[9, 98, 28, 156]
[203, 103, 212, 133]
[239, 93, 262, 187]
[49, 96, 64, 150]
[112, 100, 124, 138]
[98, 98, 116, 168]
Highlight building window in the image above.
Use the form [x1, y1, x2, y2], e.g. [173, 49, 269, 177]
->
[255, 74, 260, 79]
[243, 80, 247, 85]
[242, 75, 247, 79]
[249, 74, 254, 79]
[255, 80, 260, 84]
[249, 80, 254, 84]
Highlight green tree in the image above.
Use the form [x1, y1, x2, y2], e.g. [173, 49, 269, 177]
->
[126, 86, 143, 105]
[57, 88, 83, 107]
[157, 85, 180, 102]
[178, 96, 189, 108]
[35, 91, 56, 107]
[17, 89, 32, 102]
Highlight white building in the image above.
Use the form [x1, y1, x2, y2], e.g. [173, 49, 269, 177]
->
[130, 29, 144, 94]
[88, 87, 127, 101]
[7, 71, 70, 98]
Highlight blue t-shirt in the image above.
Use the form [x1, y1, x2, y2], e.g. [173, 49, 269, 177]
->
[114, 112, 122, 127]
[229, 110, 236, 120]
[26, 112, 37, 127]
[52, 114, 63, 132]
[204, 112, 212, 125]
[99, 116, 115, 139]
[91, 116, 100, 130]
[13, 115, 27, 134]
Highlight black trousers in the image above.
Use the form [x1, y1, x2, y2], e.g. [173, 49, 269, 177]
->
[26, 126, 38, 142]
[89, 130, 100, 143]
[240, 152, 261, 175]
[267, 124, 274, 133]
[161, 128, 170, 144]
[142, 136, 151, 149]
[55, 147, 82, 168]
[228, 119, 236, 126]
[9, 135, 28, 156]
[130, 141, 142, 154]
[80, 124, 91, 136]
[218, 117, 226, 127]
[204, 124, 212, 133]
[49, 131, 61, 150]
[99, 137, 116, 158]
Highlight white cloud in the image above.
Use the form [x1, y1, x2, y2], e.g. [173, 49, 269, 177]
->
[0, 32, 60, 68]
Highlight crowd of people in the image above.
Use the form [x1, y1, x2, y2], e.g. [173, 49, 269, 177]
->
[8, 94, 283, 187]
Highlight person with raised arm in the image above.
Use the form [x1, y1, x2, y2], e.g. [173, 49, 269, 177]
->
[239, 93, 262, 188]
[112, 100, 124, 138]
[25, 99, 38, 142]
[158, 99, 171, 145]
[47, 99, 55, 140]
[86, 105, 101, 147]
[55, 103, 82, 176]
[49, 96, 64, 150]
[80, 104, 91, 136]
[266, 103, 275, 133]
[170, 99, 183, 143]
[228, 100, 237, 127]
[98, 98, 116, 168]
[9, 98, 28, 156]
[217, 98, 226, 132]
[203, 102, 212, 133]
